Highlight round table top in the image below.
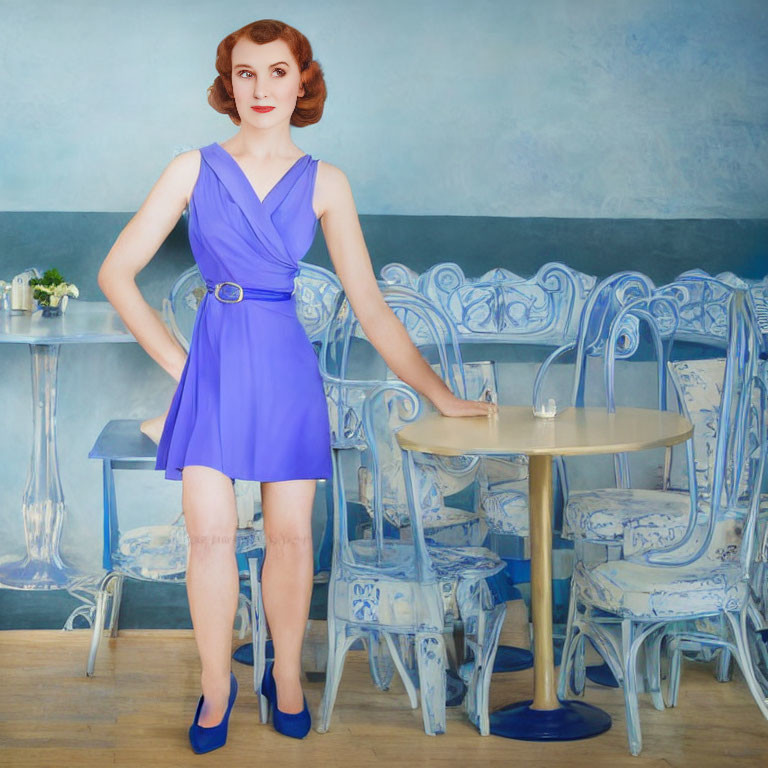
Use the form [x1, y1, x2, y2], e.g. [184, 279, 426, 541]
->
[395, 405, 693, 457]
[0, 301, 135, 344]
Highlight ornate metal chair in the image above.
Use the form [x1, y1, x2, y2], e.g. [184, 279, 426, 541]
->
[534, 271, 735, 560]
[84, 426, 263, 676]
[321, 283, 487, 549]
[381, 261, 595, 347]
[379, 262, 600, 661]
[317, 382, 506, 735]
[557, 290, 768, 755]
[537, 272, 744, 687]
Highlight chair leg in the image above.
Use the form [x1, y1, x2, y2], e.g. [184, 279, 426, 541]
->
[86, 571, 118, 677]
[644, 627, 665, 711]
[571, 634, 587, 695]
[316, 616, 358, 733]
[715, 648, 733, 682]
[248, 554, 269, 723]
[557, 584, 581, 698]
[665, 634, 683, 708]
[234, 590, 251, 640]
[107, 574, 124, 637]
[725, 610, 768, 720]
[746, 601, 768, 693]
[383, 631, 418, 708]
[367, 629, 395, 691]
[415, 631, 447, 735]
[468, 602, 506, 736]
[622, 619, 643, 756]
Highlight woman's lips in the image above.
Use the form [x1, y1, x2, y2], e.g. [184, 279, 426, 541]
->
[251, 106, 275, 113]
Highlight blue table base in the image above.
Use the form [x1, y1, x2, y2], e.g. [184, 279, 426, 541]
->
[492, 645, 535, 673]
[232, 639, 274, 665]
[586, 662, 620, 687]
[489, 699, 611, 740]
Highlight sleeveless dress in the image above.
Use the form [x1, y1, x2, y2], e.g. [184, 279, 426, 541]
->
[154, 142, 333, 483]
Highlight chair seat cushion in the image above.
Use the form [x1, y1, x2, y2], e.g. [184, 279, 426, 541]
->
[564, 488, 692, 554]
[572, 558, 748, 619]
[479, 483, 529, 536]
[335, 540, 504, 629]
[423, 506, 488, 547]
[114, 524, 263, 580]
[427, 545, 505, 581]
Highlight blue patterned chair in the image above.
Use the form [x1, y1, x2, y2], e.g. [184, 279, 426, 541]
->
[381, 262, 595, 579]
[381, 261, 595, 347]
[540, 272, 738, 561]
[317, 382, 506, 735]
[83, 422, 264, 676]
[382, 260, 594, 539]
[319, 284, 498, 694]
[557, 290, 768, 755]
[378, 262, 597, 534]
[541, 272, 744, 688]
[321, 284, 487, 549]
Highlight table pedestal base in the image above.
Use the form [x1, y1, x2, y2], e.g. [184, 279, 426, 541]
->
[489, 699, 611, 740]
[586, 662, 619, 687]
[492, 645, 534, 672]
[0, 555, 78, 590]
[232, 639, 274, 665]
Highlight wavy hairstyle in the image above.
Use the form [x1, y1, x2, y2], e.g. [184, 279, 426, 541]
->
[207, 19, 326, 127]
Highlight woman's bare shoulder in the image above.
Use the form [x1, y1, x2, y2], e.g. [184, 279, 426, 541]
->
[166, 149, 203, 207]
[314, 159, 353, 220]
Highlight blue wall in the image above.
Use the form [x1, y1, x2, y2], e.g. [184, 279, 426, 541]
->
[1, 1, 766, 629]
[1, 0, 766, 217]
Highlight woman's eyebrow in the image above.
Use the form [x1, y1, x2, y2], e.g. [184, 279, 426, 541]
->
[233, 61, 290, 69]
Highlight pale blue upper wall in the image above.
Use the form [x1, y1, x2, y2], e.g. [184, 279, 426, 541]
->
[1, 0, 766, 217]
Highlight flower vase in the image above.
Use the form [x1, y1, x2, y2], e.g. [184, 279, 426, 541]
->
[41, 303, 62, 318]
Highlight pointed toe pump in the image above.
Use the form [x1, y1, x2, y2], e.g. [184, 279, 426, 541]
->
[260, 662, 311, 739]
[189, 671, 238, 754]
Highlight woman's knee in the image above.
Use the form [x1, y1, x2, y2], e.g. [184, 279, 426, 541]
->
[186, 526, 238, 551]
[264, 517, 313, 556]
[181, 466, 238, 542]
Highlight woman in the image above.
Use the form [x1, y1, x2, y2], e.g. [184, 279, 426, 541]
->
[98, 18, 497, 750]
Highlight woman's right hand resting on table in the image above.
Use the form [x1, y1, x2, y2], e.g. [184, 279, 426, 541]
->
[435, 393, 499, 419]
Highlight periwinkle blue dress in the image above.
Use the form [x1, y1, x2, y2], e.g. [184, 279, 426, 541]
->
[155, 142, 333, 483]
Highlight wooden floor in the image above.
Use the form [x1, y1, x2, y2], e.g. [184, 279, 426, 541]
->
[1, 610, 767, 767]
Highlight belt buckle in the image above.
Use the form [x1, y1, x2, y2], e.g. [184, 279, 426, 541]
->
[214, 281, 244, 303]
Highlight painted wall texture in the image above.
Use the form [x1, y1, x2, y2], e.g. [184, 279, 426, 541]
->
[1, 1, 766, 628]
[1, 0, 766, 217]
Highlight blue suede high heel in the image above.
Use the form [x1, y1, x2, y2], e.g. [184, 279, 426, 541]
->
[189, 671, 238, 754]
[260, 661, 311, 739]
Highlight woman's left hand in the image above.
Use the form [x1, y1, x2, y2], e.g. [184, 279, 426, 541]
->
[435, 394, 498, 418]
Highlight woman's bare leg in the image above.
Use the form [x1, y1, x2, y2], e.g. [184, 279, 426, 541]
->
[182, 465, 239, 727]
[260, 478, 316, 714]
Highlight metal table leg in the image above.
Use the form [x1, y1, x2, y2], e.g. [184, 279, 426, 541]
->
[489, 454, 612, 740]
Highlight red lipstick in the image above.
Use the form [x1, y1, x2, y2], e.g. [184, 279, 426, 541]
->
[251, 106, 275, 113]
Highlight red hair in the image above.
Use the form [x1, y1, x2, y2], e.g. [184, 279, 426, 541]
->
[207, 19, 326, 127]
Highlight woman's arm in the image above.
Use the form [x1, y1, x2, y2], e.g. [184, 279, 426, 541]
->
[316, 162, 496, 418]
[97, 150, 201, 382]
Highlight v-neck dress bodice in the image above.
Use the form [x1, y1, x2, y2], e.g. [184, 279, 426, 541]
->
[154, 142, 333, 482]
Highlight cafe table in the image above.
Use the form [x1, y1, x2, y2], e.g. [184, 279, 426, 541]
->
[0, 301, 135, 590]
[395, 404, 693, 740]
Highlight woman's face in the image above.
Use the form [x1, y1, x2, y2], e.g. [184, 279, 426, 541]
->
[229, 37, 305, 127]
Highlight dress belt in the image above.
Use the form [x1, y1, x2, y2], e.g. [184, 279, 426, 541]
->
[205, 280, 293, 303]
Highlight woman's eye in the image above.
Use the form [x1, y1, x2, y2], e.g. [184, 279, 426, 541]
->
[237, 69, 286, 78]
